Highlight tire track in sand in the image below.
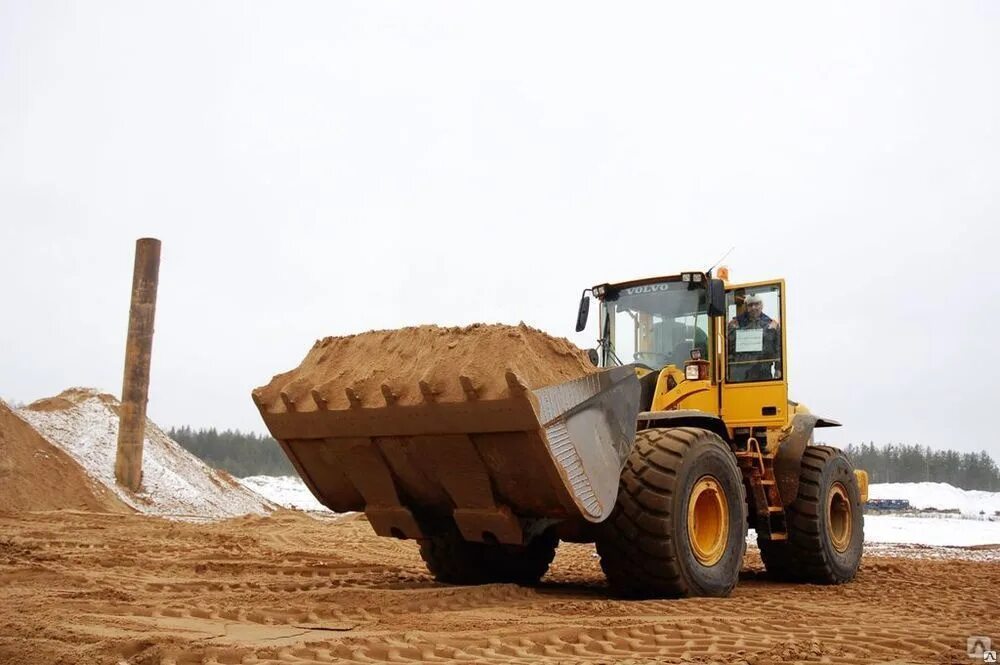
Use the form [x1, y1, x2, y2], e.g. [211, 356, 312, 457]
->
[0, 511, 995, 665]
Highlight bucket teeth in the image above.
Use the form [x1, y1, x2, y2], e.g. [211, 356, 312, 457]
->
[345, 387, 363, 408]
[458, 374, 479, 400]
[310, 389, 329, 410]
[418, 380, 439, 402]
[504, 369, 528, 396]
[279, 391, 297, 412]
[380, 383, 400, 405]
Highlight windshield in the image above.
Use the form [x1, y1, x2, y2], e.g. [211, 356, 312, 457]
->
[598, 281, 710, 370]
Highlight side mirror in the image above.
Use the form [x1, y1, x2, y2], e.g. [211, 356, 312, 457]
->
[575, 292, 591, 332]
[708, 279, 726, 317]
[587, 348, 600, 366]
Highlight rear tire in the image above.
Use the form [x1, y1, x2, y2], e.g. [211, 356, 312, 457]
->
[758, 445, 863, 583]
[595, 427, 747, 598]
[419, 527, 558, 585]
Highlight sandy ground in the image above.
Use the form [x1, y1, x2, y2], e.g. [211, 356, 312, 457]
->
[0, 511, 996, 665]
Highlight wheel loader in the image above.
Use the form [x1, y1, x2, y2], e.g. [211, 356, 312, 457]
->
[252, 269, 867, 598]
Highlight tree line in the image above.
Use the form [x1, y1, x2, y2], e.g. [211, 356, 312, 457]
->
[167, 425, 1000, 491]
[168, 426, 295, 477]
[842, 442, 999, 491]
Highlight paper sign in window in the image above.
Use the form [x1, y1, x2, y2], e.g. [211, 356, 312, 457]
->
[735, 329, 763, 353]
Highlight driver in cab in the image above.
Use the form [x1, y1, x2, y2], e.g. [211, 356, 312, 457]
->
[727, 294, 781, 381]
[728, 294, 778, 333]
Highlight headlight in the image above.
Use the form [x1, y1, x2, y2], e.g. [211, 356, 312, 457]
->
[685, 365, 700, 380]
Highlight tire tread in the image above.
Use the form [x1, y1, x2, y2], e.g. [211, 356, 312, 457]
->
[758, 445, 862, 584]
[597, 427, 746, 598]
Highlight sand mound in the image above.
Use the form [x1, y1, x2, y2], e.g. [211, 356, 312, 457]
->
[255, 322, 597, 411]
[0, 400, 130, 513]
[17, 389, 274, 519]
[26, 387, 120, 413]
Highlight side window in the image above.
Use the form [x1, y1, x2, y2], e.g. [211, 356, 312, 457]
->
[611, 305, 637, 364]
[725, 284, 782, 383]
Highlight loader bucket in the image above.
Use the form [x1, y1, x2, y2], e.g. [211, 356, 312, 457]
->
[254, 352, 640, 546]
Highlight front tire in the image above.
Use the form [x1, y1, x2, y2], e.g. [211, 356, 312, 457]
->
[596, 427, 747, 598]
[419, 526, 558, 585]
[758, 445, 864, 583]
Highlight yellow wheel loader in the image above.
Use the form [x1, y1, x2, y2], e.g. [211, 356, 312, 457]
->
[253, 270, 867, 598]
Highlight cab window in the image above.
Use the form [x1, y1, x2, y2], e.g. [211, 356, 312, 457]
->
[599, 281, 710, 370]
[725, 285, 782, 383]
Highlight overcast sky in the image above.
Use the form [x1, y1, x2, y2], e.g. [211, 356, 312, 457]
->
[1, 2, 998, 458]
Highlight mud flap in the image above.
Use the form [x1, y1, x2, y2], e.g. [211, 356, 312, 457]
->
[773, 414, 843, 506]
[773, 414, 817, 507]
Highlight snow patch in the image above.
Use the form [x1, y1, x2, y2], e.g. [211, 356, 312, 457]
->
[749, 514, 1000, 550]
[239, 475, 335, 513]
[18, 389, 274, 519]
[869, 482, 1000, 517]
[863, 514, 1000, 547]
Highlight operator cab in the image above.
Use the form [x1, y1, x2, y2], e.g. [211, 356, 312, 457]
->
[576, 272, 724, 375]
[576, 270, 790, 435]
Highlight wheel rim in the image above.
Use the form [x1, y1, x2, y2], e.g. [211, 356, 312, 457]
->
[828, 482, 852, 553]
[687, 475, 729, 566]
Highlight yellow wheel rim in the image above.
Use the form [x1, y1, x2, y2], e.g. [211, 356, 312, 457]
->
[687, 475, 729, 567]
[828, 482, 852, 553]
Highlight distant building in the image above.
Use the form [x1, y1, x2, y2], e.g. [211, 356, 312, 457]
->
[865, 498, 912, 512]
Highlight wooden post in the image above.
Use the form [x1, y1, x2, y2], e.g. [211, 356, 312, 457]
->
[114, 238, 161, 491]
